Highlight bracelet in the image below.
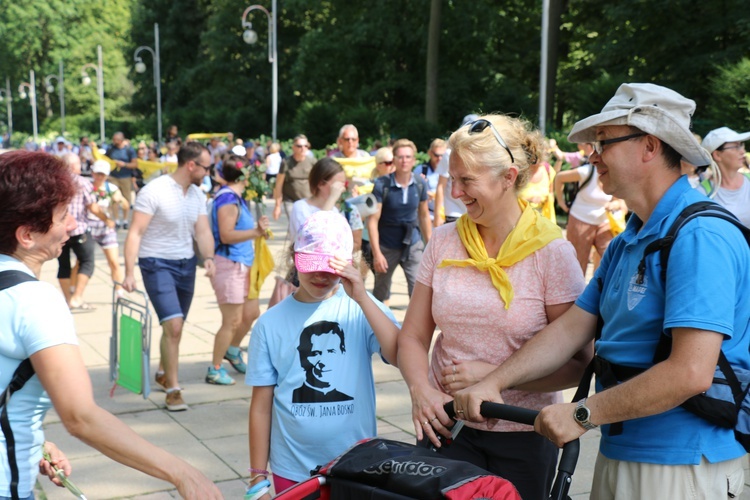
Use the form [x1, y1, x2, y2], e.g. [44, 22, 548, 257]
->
[249, 473, 267, 482]
[204, 257, 214, 261]
[249, 467, 269, 475]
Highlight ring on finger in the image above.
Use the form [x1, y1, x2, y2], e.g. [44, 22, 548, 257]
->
[423, 420, 430, 426]
[431, 417, 439, 422]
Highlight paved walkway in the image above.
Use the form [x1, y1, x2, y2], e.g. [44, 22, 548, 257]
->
[35, 202, 749, 499]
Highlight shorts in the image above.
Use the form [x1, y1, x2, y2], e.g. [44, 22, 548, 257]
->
[139, 256, 197, 323]
[210, 254, 251, 305]
[89, 222, 118, 249]
[57, 231, 96, 279]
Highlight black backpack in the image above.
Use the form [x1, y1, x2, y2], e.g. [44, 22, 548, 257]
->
[575, 202, 750, 450]
[0, 270, 40, 500]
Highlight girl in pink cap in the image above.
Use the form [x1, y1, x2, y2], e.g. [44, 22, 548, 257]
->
[245, 210, 400, 498]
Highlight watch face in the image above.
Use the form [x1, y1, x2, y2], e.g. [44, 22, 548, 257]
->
[575, 406, 589, 422]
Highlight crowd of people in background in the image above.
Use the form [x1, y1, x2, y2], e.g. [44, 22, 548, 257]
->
[5, 83, 750, 500]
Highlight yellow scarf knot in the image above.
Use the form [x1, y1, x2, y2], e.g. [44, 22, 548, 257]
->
[438, 199, 561, 309]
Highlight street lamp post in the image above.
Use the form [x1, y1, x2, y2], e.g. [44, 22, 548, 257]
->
[44, 60, 66, 134]
[81, 45, 105, 143]
[0, 77, 13, 141]
[134, 23, 162, 145]
[18, 70, 38, 144]
[241, 1, 278, 141]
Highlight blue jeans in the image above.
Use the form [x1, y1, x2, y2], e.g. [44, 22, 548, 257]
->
[139, 256, 197, 323]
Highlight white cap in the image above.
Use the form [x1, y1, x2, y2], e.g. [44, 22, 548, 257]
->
[701, 127, 750, 154]
[91, 159, 111, 176]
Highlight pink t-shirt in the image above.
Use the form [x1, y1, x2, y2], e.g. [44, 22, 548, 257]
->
[418, 224, 585, 432]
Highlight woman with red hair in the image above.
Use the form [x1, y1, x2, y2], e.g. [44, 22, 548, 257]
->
[0, 151, 221, 499]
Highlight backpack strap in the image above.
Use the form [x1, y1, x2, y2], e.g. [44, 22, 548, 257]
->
[0, 270, 38, 500]
[1, 359, 35, 500]
[578, 162, 595, 190]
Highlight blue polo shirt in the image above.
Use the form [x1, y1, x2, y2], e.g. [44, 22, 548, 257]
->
[372, 173, 428, 249]
[576, 175, 750, 465]
[105, 145, 137, 178]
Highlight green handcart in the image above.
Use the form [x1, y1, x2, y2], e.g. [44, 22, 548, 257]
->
[109, 285, 152, 399]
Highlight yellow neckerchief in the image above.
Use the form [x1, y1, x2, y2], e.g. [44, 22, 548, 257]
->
[438, 198, 562, 309]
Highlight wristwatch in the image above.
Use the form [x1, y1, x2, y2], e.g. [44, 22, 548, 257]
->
[574, 398, 598, 430]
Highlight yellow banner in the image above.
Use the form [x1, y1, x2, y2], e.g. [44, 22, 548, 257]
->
[138, 159, 177, 178]
[333, 155, 375, 180]
[91, 146, 116, 168]
[186, 132, 231, 141]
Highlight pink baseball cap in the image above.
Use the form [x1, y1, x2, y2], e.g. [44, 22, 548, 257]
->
[294, 211, 353, 274]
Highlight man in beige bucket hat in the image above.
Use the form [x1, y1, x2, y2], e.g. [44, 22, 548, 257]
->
[454, 83, 750, 498]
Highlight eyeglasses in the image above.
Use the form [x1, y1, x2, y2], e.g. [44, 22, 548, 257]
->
[293, 143, 309, 148]
[717, 142, 746, 151]
[379, 160, 393, 166]
[194, 161, 212, 172]
[467, 119, 515, 164]
[593, 133, 646, 155]
[341, 137, 358, 142]
[395, 155, 413, 161]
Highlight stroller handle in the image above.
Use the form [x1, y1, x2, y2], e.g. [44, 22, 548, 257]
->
[443, 401, 580, 500]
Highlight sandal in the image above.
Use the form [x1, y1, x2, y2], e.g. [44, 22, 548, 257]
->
[70, 302, 96, 312]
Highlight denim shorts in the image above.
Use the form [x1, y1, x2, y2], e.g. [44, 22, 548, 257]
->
[139, 256, 197, 323]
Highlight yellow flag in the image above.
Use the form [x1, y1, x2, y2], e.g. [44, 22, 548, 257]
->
[137, 159, 177, 178]
[247, 236, 275, 300]
[333, 156, 376, 180]
[186, 132, 231, 141]
[91, 147, 116, 169]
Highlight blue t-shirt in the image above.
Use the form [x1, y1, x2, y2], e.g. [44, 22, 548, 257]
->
[576, 176, 750, 465]
[105, 145, 137, 178]
[211, 187, 256, 266]
[245, 287, 399, 482]
[0, 256, 78, 497]
[415, 163, 439, 214]
[372, 173, 428, 248]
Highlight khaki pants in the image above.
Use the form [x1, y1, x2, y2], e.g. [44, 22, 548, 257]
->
[591, 453, 745, 500]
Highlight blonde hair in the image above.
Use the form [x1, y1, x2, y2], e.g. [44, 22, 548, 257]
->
[374, 147, 393, 165]
[429, 138, 446, 151]
[391, 138, 417, 156]
[269, 142, 281, 154]
[447, 114, 543, 191]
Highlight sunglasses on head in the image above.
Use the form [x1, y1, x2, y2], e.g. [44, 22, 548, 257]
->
[467, 119, 515, 164]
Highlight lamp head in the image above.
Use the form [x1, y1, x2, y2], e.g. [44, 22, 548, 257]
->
[135, 61, 146, 74]
[243, 29, 258, 45]
[46, 84, 55, 93]
[19, 91, 27, 99]
[82, 75, 91, 86]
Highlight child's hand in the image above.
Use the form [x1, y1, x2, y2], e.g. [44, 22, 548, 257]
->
[329, 256, 367, 302]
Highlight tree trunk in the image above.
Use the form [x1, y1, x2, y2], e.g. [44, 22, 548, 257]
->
[425, 0, 441, 124]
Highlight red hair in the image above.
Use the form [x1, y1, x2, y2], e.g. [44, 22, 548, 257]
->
[0, 151, 76, 254]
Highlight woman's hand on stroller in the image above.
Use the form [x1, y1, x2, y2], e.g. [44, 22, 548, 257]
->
[410, 383, 455, 448]
[535, 402, 586, 448]
[439, 359, 495, 395]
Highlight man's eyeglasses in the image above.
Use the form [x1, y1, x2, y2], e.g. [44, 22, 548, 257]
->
[592, 133, 646, 155]
[342, 137, 358, 142]
[467, 119, 515, 164]
[293, 143, 309, 148]
[717, 142, 746, 151]
[194, 161, 213, 172]
[379, 160, 393, 166]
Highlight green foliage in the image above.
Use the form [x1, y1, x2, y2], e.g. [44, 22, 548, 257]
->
[3, 0, 750, 145]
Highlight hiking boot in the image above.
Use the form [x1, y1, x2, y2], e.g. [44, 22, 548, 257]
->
[165, 390, 188, 411]
[224, 350, 247, 374]
[155, 371, 167, 391]
[206, 366, 235, 385]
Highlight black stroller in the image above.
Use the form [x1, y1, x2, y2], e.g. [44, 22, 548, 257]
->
[272, 402, 580, 500]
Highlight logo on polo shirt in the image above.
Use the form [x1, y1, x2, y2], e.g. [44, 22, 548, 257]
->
[627, 271, 648, 310]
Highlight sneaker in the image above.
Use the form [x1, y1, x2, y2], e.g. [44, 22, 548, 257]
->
[165, 390, 188, 411]
[224, 350, 247, 374]
[122, 221, 130, 230]
[205, 366, 235, 385]
[155, 371, 167, 391]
